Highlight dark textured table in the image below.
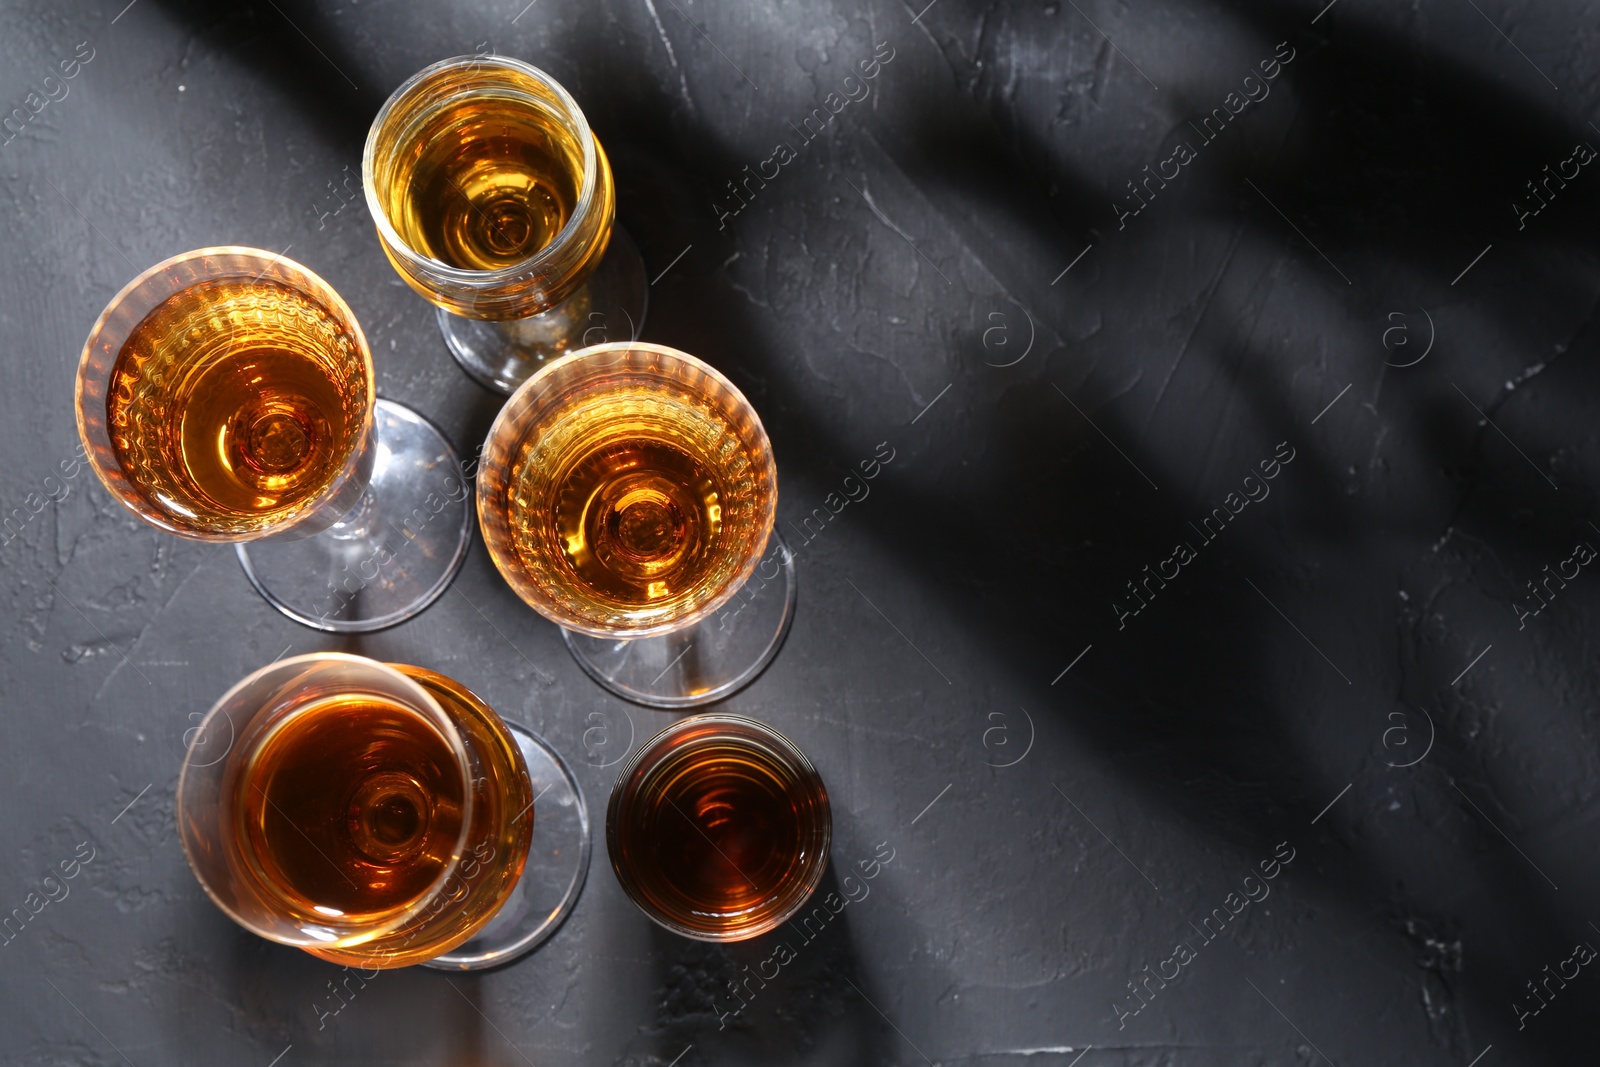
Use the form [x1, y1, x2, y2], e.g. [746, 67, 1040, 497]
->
[3, 1, 1599, 1064]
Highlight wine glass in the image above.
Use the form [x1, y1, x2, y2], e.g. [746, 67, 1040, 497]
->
[607, 714, 831, 941]
[75, 246, 471, 632]
[363, 54, 647, 395]
[477, 341, 797, 707]
[177, 652, 591, 970]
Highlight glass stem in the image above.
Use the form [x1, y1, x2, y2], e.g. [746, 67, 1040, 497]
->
[327, 486, 380, 542]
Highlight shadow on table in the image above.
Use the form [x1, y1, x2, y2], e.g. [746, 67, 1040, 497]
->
[629, 860, 893, 1065]
[578, 6, 1599, 1060]
[148, 0, 380, 149]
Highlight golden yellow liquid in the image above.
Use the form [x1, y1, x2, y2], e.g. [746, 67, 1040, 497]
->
[106, 279, 369, 535]
[500, 377, 771, 630]
[383, 90, 583, 270]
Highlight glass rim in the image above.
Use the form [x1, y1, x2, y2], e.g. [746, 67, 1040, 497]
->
[176, 652, 478, 950]
[613, 712, 821, 780]
[479, 341, 779, 639]
[606, 713, 832, 942]
[361, 54, 601, 287]
[73, 245, 377, 542]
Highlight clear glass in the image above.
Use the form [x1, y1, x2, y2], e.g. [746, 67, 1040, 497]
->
[606, 714, 831, 942]
[75, 247, 470, 631]
[423, 712, 591, 970]
[560, 531, 797, 708]
[477, 341, 795, 706]
[403, 665, 591, 971]
[363, 55, 647, 395]
[177, 653, 589, 970]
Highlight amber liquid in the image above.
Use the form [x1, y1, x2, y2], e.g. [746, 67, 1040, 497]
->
[501, 375, 770, 629]
[238, 694, 467, 923]
[106, 279, 369, 535]
[610, 731, 829, 937]
[383, 89, 583, 270]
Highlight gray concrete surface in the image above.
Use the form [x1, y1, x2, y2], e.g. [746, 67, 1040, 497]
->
[1, 0, 1597, 1063]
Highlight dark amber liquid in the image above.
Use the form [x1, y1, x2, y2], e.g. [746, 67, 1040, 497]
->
[238, 695, 466, 922]
[610, 730, 829, 936]
[386, 91, 582, 270]
[107, 279, 368, 535]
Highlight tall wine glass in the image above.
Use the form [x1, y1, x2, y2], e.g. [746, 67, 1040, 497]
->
[363, 55, 647, 395]
[75, 247, 471, 632]
[477, 341, 796, 707]
[177, 653, 590, 970]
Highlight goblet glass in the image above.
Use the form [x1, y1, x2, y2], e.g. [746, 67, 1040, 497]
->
[177, 653, 590, 970]
[477, 341, 796, 707]
[363, 54, 647, 395]
[607, 714, 831, 941]
[75, 247, 471, 632]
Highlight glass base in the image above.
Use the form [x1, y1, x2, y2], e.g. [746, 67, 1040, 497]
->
[422, 722, 591, 971]
[561, 534, 797, 708]
[438, 225, 649, 395]
[236, 400, 472, 632]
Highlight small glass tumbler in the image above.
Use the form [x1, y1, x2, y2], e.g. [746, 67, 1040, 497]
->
[606, 714, 831, 941]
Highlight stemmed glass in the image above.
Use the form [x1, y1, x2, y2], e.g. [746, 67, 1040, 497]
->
[363, 54, 647, 395]
[178, 653, 590, 970]
[75, 247, 471, 632]
[477, 341, 797, 707]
